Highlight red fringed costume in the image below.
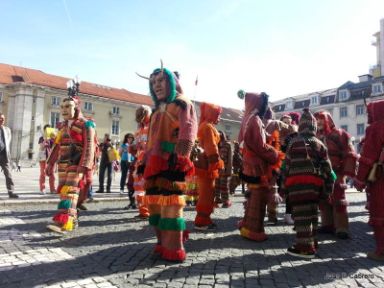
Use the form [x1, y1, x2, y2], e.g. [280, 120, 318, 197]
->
[314, 111, 357, 238]
[354, 99, 384, 261]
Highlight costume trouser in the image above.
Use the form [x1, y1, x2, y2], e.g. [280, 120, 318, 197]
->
[77, 170, 93, 206]
[99, 162, 112, 192]
[229, 174, 240, 194]
[368, 181, 384, 256]
[320, 180, 349, 234]
[239, 183, 269, 241]
[146, 188, 187, 262]
[52, 163, 81, 231]
[134, 173, 149, 216]
[0, 155, 15, 194]
[194, 176, 215, 226]
[214, 175, 230, 204]
[39, 161, 56, 193]
[292, 203, 318, 253]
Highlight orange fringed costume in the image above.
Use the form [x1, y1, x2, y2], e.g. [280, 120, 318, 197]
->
[132, 105, 151, 218]
[194, 102, 224, 228]
[143, 67, 197, 262]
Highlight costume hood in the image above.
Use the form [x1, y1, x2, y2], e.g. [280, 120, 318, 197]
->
[298, 108, 317, 136]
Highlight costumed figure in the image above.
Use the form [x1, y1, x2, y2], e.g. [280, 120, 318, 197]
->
[314, 110, 357, 239]
[214, 131, 232, 208]
[131, 105, 152, 218]
[282, 108, 334, 258]
[237, 90, 278, 242]
[263, 107, 295, 224]
[193, 102, 224, 230]
[139, 65, 197, 262]
[229, 141, 244, 194]
[46, 80, 96, 234]
[354, 99, 384, 261]
[38, 124, 56, 194]
[185, 141, 199, 206]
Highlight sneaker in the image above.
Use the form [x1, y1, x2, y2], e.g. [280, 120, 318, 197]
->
[336, 231, 350, 240]
[95, 190, 104, 193]
[86, 197, 94, 203]
[284, 214, 294, 225]
[119, 190, 124, 195]
[8, 193, 19, 199]
[40, 190, 45, 195]
[287, 246, 315, 259]
[194, 225, 208, 231]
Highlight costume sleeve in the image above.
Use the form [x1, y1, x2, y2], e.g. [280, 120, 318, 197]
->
[202, 123, 224, 177]
[356, 123, 384, 182]
[244, 116, 278, 164]
[318, 144, 334, 195]
[175, 101, 197, 157]
[79, 121, 96, 169]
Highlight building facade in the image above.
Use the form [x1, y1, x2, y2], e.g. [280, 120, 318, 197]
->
[0, 63, 241, 162]
[370, 18, 384, 77]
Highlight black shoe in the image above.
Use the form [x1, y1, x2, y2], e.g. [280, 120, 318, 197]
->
[95, 190, 104, 193]
[8, 193, 19, 199]
[287, 246, 315, 259]
[77, 204, 88, 211]
[106, 190, 111, 193]
[336, 231, 350, 239]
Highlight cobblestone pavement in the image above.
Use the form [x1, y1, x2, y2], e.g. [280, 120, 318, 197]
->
[0, 189, 383, 288]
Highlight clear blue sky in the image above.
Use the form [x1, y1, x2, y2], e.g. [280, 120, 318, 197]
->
[1, 0, 383, 109]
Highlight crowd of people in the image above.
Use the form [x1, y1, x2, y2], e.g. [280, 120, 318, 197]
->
[1, 63, 383, 263]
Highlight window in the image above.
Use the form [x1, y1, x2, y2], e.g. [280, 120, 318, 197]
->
[112, 120, 120, 135]
[0, 91, 3, 102]
[84, 102, 93, 112]
[310, 96, 318, 105]
[339, 90, 349, 101]
[357, 123, 365, 135]
[340, 107, 348, 118]
[341, 125, 348, 132]
[286, 100, 293, 109]
[372, 83, 383, 95]
[51, 96, 60, 106]
[50, 112, 60, 128]
[112, 106, 120, 115]
[356, 104, 364, 116]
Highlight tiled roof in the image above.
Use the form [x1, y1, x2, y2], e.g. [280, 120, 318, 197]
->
[0, 63, 152, 106]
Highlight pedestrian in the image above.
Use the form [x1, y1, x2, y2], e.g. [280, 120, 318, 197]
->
[0, 112, 19, 198]
[96, 134, 116, 193]
[282, 108, 335, 258]
[119, 133, 135, 195]
[214, 131, 232, 208]
[45, 81, 97, 234]
[139, 65, 197, 262]
[354, 99, 384, 262]
[314, 110, 358, 239]
[37, 124, 56, 194]
[229, 141, 243, 194]
[236, 90, 278, 242]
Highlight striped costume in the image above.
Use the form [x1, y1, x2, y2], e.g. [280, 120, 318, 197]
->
[144, 67, 197, 262]
[214, 133, 232, 207]
[46, 117, 96, 233]
[283, 108, 334, 255]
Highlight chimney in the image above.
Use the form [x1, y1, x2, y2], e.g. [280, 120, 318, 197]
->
[358, 74, 373, 83]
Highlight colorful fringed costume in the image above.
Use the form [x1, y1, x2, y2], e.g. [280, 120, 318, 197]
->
[237, 91, 278, 241]
[354, 100, 384, 261]
[314, 111, 357, 239]
[143, 67, 197, 262]
[283, 108, 334, 256]
[229, 141, 243, 194]
[132, 105, 151, 217]
[46, 96, 96, 234]
[38, 127, 56, 194]
[214, 131, 232, 207]
[194, 103, 224, 228]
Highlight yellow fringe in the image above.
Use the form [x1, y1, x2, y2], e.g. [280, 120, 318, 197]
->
[144, 195, 161, 205]
[54, 130, 63, 144]
[157, 195, 186, 206]
[62, 216, 74, 231]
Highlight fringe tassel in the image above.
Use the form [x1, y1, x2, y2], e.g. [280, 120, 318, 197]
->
[62, 216, 74, 231]
[158, 195, 185, 206]
[144, 195, 161, 205]
[161, 247, 186, 262]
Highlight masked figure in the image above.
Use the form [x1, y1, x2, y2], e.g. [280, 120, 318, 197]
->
[354, 99, 384, 262]
[237, 90, 278, 241]
[194, 102, 224, 230]
[314, 110, 357, 239]
[143, 67, 197, 262]
[46, 90, 96, 234]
